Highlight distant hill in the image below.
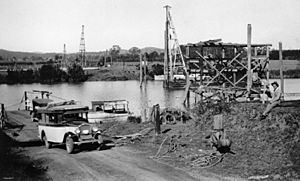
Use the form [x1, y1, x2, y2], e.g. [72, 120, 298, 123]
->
[0, 47, 164, 59]
[141, 47, 164, 54]
[0, 49, 56, 59]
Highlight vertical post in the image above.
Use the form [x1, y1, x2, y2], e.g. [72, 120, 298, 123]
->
[1, 103, 3, 113]
[139, 54, 143, 87]
[187, 90, 190, 107]
[154, 104, 161, 135]
[186, 46, 190, 58]
[111, 55, 113, 66]
[164, 6, 171, 88]
[266, 46, 270, 83]
[222, 48, 225, 59]
[104, 50, 107, 66]
[233, 48, 237, 86]
[123, 57, 125, 70]
[279, 42, 284, 100]
[0, 103, 4, 128]
[63, 44, 66, 67]
[247, 24, 252, 99]
[1, 103, 4, 116]
[254, 47, 257, 57]
[143, 55, 147, 84]
[24, 91, 28, 110]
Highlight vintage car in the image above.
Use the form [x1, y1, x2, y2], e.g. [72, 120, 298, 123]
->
[36, 102, 103, 154]
[88, 100, 132, 123]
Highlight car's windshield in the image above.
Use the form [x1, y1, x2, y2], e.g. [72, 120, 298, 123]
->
[62, 113, 88, 124]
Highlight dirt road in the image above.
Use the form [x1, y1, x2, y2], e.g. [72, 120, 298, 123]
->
[23, 144, 202, 181]
[3, 111, 215, 181]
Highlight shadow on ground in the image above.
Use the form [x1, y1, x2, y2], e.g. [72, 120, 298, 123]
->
[0, 129, 51, 181]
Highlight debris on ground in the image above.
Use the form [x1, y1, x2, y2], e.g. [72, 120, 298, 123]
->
[98, 101, 300, 180]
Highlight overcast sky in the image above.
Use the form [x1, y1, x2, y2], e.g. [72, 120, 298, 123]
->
[0, 0, 299, 53]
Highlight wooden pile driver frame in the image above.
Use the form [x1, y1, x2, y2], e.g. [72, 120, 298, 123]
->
[182, 33, 272, 102]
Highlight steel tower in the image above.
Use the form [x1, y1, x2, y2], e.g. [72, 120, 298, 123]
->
[79, 25, 86, 66]
[63, 44, 66, 67]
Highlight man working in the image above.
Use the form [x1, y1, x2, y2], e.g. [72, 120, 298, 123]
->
[260, 81, 282, 119]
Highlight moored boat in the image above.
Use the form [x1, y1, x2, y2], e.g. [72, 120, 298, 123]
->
[88, 100, 132, 123]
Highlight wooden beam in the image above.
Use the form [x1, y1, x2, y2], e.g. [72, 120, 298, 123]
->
[196, 51, 235, 87]
[139, 54, 143, 87]
[154, 104, 161, 135]
[247, 24, 252, 98]
[266, 46, 270, 82]
[206, 53, 242, 85]
[279, 42, 284, 100]
[143, 55, 147, 83]
[183, 80, 191, 106]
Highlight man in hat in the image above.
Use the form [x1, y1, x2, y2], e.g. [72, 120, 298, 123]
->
[260, 81, 282, 119]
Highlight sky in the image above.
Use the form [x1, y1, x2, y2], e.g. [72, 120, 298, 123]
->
[0, 0, 300, 53]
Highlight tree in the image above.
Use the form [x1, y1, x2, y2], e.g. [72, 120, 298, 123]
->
[149, 51, 159, 61]
[129, 47, 141, 55]
[67, 63, 86, 82]
[55, 54, 62, 61]
[109, 45, 121, 57]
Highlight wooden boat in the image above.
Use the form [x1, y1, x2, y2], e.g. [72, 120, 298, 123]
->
[88, 100, 132, 123]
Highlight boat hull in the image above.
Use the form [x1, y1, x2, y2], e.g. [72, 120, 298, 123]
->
[88, 112, 130, 123]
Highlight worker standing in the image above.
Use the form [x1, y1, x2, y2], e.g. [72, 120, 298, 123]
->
[260, 81, 282, 119]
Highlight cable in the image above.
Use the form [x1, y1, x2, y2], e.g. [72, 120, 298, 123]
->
[4, 102, 22, 109]
[50, 94, 67, 101]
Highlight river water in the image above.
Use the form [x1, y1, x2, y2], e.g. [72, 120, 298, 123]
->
[0, 79, 300, 114]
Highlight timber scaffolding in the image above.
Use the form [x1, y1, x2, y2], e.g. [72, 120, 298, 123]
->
[182, 28, 272, 104]
[162, 7, 277, 104]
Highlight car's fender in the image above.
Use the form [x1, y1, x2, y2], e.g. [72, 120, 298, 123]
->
[63, 132, 79, 143]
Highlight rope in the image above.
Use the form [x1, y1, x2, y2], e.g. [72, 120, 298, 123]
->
[191, 153, 224, 168]
[152, 136, 169, 158]
[4, 102, 23, 109]
[50, 95, 67, 101]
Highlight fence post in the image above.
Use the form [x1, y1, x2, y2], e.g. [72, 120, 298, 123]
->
[0, 103, 4, 129]
[154, 104, 161, 135]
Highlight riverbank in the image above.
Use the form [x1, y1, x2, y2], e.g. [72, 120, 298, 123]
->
[2, 101, 299, 180]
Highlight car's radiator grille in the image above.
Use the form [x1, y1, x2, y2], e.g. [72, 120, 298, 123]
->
[79, 124, 91, 135]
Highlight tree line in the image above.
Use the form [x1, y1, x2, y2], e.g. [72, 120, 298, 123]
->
[0, 63, 87, 84]
[269, 49, 300, 60]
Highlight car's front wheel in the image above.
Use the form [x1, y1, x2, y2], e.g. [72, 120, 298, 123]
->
[66, 136, 74, 154]
[97, 135, 104, 150]
[42, 134, 52, 149]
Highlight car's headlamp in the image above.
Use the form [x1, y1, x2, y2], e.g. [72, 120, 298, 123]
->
[75, 129, 81, 134]
[92, 126, 99, 132]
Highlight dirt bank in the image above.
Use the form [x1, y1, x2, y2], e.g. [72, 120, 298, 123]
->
[100, 101, 300, 180]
